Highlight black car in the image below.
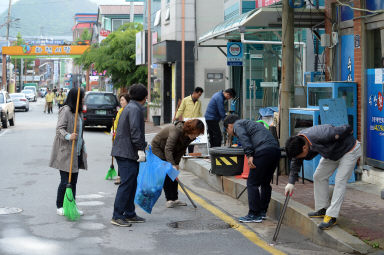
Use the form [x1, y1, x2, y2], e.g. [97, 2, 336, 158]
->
[83, 92, 119, 130]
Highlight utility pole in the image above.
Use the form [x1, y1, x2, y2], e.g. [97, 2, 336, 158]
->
[181, 0, 185, 99]
[3, 0, 12, 91]
[6, 0, 12, 43]
[147, 0, 152, 121]
[279, 0, 294, 148]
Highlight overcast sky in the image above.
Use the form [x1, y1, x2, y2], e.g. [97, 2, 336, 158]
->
[0, 0, 131, 18]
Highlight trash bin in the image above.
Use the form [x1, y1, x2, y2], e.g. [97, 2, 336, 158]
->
[209, 147, 245, 176]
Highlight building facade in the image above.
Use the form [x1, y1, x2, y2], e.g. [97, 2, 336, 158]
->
[324, 0, 384, 185]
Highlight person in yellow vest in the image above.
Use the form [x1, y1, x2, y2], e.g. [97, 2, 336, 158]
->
[45, 88, 55, 114]
[111, 93, 130, 185]
[174, 87, 203, 121]
[173, 87, 204, 153]
[56, 90, 66, 109]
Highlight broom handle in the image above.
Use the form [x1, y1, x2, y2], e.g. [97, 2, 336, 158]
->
[68, 87, 81, 184]
[111, 118, 115, 165]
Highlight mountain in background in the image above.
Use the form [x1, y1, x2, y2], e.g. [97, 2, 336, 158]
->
[0, 0, 98, 40]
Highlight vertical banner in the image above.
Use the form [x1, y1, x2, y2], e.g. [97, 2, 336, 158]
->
[54, 60, 59, 84]
[366, 69, 384, 163]
[341, 35, 354, 81]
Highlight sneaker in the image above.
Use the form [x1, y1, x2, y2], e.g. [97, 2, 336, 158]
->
[111, 218, 132, 227]
[56, 208, 64, 216]
[77, 208, 84, 216]
[166, 201, 175, 208]
[173, 200, 187, 206]
[125, 215, 145, 223]
[308, 208, 326, 218]
[238, 214, 263, 223]
[114, 177, 121, 185]
[259, 211, 267, 220]
[318, 215, 337, 230]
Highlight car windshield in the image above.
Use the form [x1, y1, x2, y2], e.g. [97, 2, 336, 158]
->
[86, 94, 117, 105]
[0, 94, 4, 103]
[22, 90, 33, 94]
[10, 94, 24, 99]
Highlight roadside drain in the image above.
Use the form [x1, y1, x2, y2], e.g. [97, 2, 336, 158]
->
[168, 220, 236, 230]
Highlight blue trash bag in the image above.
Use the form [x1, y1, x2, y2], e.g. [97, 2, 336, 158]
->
[134, 146, 179, 214]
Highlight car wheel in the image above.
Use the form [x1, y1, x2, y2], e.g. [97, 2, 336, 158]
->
[9, 113, 15, 126]
[25, 107, 29, 112]
[2, 114, 9, 128]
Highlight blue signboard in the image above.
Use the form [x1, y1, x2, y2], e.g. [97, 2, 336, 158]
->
[367, 69, 384, 164]
[227, 42, 243, 66]
[341, 35, 354, 81]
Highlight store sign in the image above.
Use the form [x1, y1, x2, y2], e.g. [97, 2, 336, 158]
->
[255, 0, 281, 8]
[341, 35, 354, 81]
[227, 42, 243, 66]
[366, 69, 384, 163]
[2, 45, 89, 56]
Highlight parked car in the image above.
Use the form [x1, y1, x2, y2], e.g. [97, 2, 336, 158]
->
[0, 90, 15, 128]
[83, 92, 118, 130]
[23, 86, 37, 102]
[21, 89, 36, 102]
[10, 93, 29, 112]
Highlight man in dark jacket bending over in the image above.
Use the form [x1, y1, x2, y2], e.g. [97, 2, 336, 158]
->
[285, 124, 361, 230]
[224, 115, 280, 223]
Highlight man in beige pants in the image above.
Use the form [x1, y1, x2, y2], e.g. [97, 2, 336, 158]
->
[284, 124, 361, 230]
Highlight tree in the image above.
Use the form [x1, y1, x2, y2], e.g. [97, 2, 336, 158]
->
[76, 23, 147, 88]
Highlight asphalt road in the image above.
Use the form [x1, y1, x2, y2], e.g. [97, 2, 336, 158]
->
[0, 98, 279, 255]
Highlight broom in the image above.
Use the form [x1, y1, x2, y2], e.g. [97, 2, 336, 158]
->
[105, 118, 117, 180]
[63, 86, 81, 221]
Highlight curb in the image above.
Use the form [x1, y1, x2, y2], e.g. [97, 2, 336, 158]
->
[181, 158, 371, 254]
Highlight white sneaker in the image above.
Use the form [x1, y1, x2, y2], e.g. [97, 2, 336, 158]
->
[56, 208, 64, 216]
[77, 208, 84, 216]
[166, 201, 175, 208]
[173, 200, 187, 206]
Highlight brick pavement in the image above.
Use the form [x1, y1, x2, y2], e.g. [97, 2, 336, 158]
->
[145, 121, 163, 134]
[271, 175, 384, 249]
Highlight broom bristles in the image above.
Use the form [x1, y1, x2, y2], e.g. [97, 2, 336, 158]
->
[63, 186, 80, 221]
[105, 167, 117, 180]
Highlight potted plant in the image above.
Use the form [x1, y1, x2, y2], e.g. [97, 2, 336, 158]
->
[149, 91, 161, 126]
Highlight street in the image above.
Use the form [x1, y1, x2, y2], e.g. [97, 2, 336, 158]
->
[0, 99, 346, 255]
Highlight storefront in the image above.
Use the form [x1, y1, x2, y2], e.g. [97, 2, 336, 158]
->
[198, 7, 324, 121]
[152, 40, 195, 123]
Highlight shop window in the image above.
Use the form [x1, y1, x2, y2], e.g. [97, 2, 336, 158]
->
[165, 7, 170, 22]
[154, 10, 161, 26]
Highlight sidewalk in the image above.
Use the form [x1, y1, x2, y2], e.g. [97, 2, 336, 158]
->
[181, 157, 384, 254]
[145, 121, 163, 133]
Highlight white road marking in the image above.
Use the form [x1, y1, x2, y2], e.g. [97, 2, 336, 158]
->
[0, 129, 9, 137]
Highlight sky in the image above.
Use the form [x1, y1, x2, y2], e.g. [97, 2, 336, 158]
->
[0, 0, 130, 19]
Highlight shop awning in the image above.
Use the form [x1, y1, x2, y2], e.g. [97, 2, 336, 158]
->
[198, 7, 325, 44]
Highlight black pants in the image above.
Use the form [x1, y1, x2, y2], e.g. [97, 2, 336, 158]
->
[247, 147, 281, 216]
[163, 175, 178, 201]
[206, 120, 222, 147]
[56, 170, 79, 208]
[113, 157, 139, 219]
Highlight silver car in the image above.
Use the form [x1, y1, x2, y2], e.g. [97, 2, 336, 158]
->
[10, 93, 29, 112]
[21, 89, 36, 102]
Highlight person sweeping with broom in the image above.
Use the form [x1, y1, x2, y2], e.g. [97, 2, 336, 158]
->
[50, 87, 87, 219]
